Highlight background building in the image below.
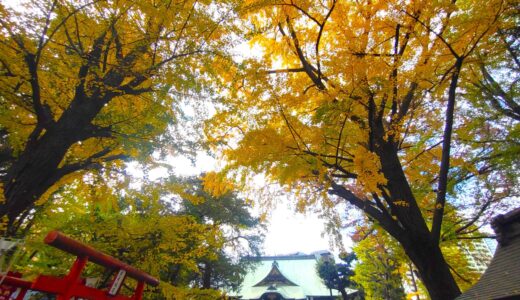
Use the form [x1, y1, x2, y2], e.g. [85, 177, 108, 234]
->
[229, 253, 342, 300]
[462, 238, 495, 274]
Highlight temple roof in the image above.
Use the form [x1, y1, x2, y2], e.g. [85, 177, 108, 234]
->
[253, 261, 297, 287]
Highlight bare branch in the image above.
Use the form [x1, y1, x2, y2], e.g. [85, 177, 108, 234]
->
[55, 148, 128, 179]
[266, 68, 306, 74]
[285, 16, 325, 90]
[328, 180, 405, 239]
[315, 0, 336, 81]
[431, 58, 463, 244]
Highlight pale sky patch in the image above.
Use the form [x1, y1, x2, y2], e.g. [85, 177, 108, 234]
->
[262, 205, 333, 255]
[165, 154, 341, 256]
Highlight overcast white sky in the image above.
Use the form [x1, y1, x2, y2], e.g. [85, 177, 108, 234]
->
[159, 154, 337, 256]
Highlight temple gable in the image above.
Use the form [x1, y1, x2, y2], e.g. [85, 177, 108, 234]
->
[253, 261, 297, 287]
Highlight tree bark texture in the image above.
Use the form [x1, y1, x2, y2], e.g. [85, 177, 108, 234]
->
[377, 141, 461, 300]
[330, 124, 462, 299]
[1, 90, 112, 233]
[202, 262, 212, 289]
[1, 25, 144, 231]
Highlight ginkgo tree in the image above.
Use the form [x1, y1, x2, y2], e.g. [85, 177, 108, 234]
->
[352, 232, 406, 300]
[206, 0, 519, 299]
[14, 174, 263, 299]
[0, 0, 236, 234]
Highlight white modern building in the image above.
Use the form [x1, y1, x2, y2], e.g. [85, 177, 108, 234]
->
[462, 238, 495, 274]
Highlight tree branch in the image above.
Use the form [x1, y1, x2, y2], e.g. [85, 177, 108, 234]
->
[315, 0, 336, 82]
[328, 180, 404, 239]
[285, 16, 325, 90]
[400, 8, 460, 59]
[266, 68, 306, 74]
[431, 58, 463, 244]
[55, 149, 128, 179]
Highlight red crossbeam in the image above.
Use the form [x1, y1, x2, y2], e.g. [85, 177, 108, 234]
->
[0, 232, 159, 300]
[31, 274, 145, 300]
[44, 231, 159, 286]
[0, 275, 30, 300]
[0, 276, 32, 289]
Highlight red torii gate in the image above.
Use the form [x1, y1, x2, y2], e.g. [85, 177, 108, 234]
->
[1, 231, 159, 300]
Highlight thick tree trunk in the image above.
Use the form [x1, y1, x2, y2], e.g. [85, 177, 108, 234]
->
[372, 137, 461, 299]
[1, 96, 108, 233]
[1, 24, 140, 230]
[400, 234, 461, 300]
[1, 128, 75, 227]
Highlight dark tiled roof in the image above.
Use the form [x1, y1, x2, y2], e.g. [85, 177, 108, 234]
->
[253, 261, 297, 287]
[458, 208, 520, 300]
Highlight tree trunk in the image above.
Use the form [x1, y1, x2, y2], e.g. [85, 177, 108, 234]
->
[372, 137, 461, 299]
[202, 262, 212, 289]
[1, 26, 134, 230]
[1, 128, 75, 228]
[1, 96, 107, 233]
[340, 288, 349, 300]
[400, 234, 461, 300]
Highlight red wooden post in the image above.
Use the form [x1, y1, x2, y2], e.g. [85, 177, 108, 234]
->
[14, 288, 27, 300]
[132, 281, 145, 300]
[56, 256, 88, 300]
[0, 276, 32, 290]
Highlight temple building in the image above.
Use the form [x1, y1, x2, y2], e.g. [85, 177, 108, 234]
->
[228, 252, 342, 300]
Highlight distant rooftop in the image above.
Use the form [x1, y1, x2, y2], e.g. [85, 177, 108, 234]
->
[245, 250, 334, 261]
